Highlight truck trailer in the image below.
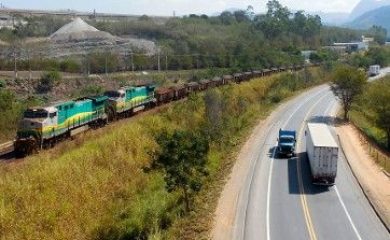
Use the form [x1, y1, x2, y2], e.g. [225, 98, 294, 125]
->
[306, 123, 339, 185]
[368, 65, 380, 76]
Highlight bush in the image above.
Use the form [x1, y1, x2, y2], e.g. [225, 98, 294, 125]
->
[60, 59, 81, 73]
[36, 70, 62, 93]
[0, 79, 5, 88]
[79, 85, 104, 97]
[0, 68, 326, 240]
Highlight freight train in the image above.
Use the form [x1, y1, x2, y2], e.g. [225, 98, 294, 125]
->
[14, 65, 304, 156]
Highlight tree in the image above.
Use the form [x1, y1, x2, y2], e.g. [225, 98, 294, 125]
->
[367, 25, 387, 45]
[233, 10, 249, 23]
[366, 46, 390, 67]
[367, 80, 390, 149]
[219, 11, 235, 25]
[331, 65, 367, 120]
[151, 130, 209, 212]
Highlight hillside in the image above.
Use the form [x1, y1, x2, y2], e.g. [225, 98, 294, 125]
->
[348, 0, 390, 21]
[347, 5, 390, 34]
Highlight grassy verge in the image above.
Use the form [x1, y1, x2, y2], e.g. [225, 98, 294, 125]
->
[0, 68, 326, 240]
[348, 76, 390, 172]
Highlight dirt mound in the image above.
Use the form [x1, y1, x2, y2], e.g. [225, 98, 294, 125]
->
[50, 17, 115, 42]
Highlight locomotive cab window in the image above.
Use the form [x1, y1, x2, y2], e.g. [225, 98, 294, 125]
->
[24, 109, 48, 118]
[49, 112, 57, 118]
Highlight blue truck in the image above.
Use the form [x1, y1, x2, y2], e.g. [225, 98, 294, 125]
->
[277, 129, 296, 157]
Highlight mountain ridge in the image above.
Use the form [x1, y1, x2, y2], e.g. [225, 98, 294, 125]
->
[347, 5, 390, 36]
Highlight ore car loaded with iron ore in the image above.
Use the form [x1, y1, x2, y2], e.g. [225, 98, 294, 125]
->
[14, 65, 307, 157]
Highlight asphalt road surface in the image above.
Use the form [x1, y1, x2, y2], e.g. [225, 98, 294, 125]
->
[232, 83, 389, 240]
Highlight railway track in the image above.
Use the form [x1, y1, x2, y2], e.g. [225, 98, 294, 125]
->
[0, 141, 15, 160]
[1, 66, 310, 161]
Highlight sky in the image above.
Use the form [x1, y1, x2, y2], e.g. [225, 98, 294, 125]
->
[1, 0, 362, 16]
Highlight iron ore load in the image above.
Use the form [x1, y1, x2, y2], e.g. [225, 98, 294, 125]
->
[14, 65, 305, 156]
[306, 123, 339, 185]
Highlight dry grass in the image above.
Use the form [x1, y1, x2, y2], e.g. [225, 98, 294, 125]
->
[0, 69, 324, 240]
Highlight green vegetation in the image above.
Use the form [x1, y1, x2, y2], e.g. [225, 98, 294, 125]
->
[0, 57, 82, 73]
[0, 0, 362, 74]
[331, 64, 367, 120]
[77, 85, 105, 97]
[347, 5, 390, 41]
[92, 0, 319, 70]
[36, 70, 62, 93]
[150, 130, 209, 213]
[350, 77, 390, 151]
[309, 49, 339, 64]
[0, 68, 327, 240]
[347, 46, 390, 69]
[0, 90, 42, 141]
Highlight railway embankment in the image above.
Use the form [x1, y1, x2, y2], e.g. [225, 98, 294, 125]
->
[0, 68, 327, 240]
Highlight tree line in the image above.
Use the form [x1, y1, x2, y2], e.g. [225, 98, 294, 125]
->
[0, 0, 386, 74]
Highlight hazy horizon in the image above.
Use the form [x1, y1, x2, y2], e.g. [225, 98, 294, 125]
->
[1, 0, 362, 16]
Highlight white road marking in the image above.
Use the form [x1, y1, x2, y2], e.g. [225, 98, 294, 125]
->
[326, 102, 363, 240]
[334, 186, 363, 240]
[266, 142, 277, 240]
[266, 88, 329, 240]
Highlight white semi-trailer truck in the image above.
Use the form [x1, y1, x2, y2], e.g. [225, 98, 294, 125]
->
[306, 123, 339, 185]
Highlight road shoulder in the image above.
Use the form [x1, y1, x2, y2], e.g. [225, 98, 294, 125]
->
[336, 123, 390, 229]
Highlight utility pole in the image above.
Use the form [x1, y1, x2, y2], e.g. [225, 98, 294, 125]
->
[13, 45, 17, 80]
[131, 52, 135, 72]
[26, 47, 31, 81]
[105, 50, 108, 77]
[165, 55, 168, 71]
[125, 51, 129, 71]
[157, 51, 161, 72]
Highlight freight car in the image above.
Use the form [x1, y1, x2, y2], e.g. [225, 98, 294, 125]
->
[223, 75, 234, 84]
[14, 62, 311, 157]
[186, 82, 200, 93]
[233, 73, 244, 83]
[211, 77, 223, 87]
[263, 69, 272, 76]
[252, 70, 263, 78]
[199, 79, 211, 90]
[243, 72, 253, 81]
[171, 85, 187, 100]
[155, 87, 174, 105]
[15, 96, 108, 155]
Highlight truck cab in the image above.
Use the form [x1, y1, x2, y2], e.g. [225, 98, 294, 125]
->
[277, 129, 296, 157]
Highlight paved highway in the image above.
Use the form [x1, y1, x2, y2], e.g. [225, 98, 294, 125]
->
[232, 83, 389, 240]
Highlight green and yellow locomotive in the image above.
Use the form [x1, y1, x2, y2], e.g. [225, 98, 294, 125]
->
[15, 85, 156, 156]
[104, 85, 156, 120]
[15, 96, 108, 155]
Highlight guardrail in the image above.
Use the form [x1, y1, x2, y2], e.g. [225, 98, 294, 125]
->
[0, 141, 14, 155]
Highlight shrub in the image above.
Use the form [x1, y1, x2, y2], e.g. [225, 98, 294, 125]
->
[36, 70, 62, 93]
[0, 79, 5, 88]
